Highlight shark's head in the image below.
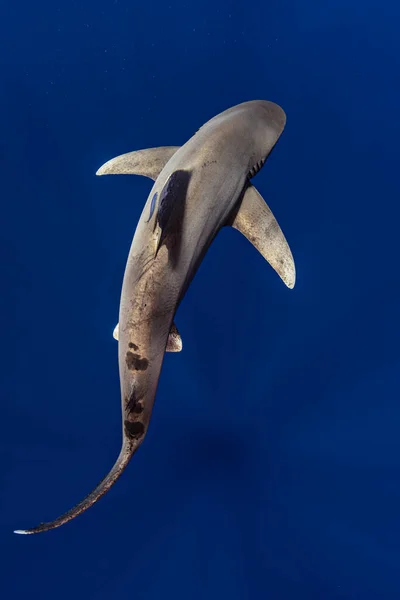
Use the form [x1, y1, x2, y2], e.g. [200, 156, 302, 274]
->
[240, 100, 287, 178]
[206, 100, 286, 179]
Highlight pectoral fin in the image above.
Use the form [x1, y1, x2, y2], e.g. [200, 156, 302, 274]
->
[113, 321, 183, 352]
[96, 147, 181, 181]
[229, 184, 295, 289]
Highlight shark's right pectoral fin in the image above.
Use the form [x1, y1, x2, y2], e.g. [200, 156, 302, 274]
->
[229, 184, 296, 289]
[113, 321, 183, 352]
[96, 147, 181, 181]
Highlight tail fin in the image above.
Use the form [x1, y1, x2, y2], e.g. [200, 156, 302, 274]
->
[14, 439, 136, 535]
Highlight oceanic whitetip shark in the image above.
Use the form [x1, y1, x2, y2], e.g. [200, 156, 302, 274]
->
[15, 100, 295, 534]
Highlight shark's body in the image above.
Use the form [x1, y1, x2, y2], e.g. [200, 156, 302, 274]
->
[15, 100, 295, 534]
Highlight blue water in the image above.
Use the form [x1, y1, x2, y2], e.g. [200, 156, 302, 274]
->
[3, 1, 400, 598]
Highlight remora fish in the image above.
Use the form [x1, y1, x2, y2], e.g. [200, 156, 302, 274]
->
[15, 100, 295, 534]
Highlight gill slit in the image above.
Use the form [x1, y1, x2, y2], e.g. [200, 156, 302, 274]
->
[248, 156, 266, 179]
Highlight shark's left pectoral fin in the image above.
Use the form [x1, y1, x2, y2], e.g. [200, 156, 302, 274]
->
[96, 147, 180, 181]
[229, 184, 296, 289]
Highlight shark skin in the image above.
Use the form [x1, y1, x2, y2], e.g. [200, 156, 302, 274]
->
[15, 100, 295, 535]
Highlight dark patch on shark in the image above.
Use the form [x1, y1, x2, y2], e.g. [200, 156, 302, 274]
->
[126, 351, 149, 371]
[124, 420, 145, 440]
[126, 389, 145, 415]
[155, 169, 191, 267]
[129, 342, 139, 351]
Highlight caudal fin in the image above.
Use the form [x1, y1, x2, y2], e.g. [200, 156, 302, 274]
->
[14, 440, 137, 535]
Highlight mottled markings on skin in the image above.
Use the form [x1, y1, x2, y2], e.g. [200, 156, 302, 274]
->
[202, 160, 217, 169]
[129, 342, 139, 351]
[126, 351, 149, 371]
[132, 401, 144, 414]
[124, 420, 145, 440]
[126, 390, 145, 415]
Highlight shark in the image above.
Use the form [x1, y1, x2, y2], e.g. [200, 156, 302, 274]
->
[15, 100, 295, 534]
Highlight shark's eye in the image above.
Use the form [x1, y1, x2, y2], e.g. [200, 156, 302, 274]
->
[146, 192, 158, 222]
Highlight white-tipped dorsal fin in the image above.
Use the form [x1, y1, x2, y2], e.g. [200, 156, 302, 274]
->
[113, 321, 183, 352]
[96, 147, 180, 181]
[229, 184, 295, 289]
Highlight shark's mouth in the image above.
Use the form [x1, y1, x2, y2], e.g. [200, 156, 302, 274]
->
[248, 156, 266, 179]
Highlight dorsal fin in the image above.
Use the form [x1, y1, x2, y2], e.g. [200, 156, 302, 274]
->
[96, 147, 180, 181]
[229, 184, 295, 289]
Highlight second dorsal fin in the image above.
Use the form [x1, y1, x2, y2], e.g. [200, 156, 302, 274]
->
[229, 184, 295, 289]
[96, 147, 181, 181]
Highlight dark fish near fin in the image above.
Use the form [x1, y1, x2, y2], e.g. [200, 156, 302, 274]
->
[155, 170, 191, 266]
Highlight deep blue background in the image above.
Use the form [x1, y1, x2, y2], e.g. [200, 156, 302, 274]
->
[2, 0, 400, 598]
